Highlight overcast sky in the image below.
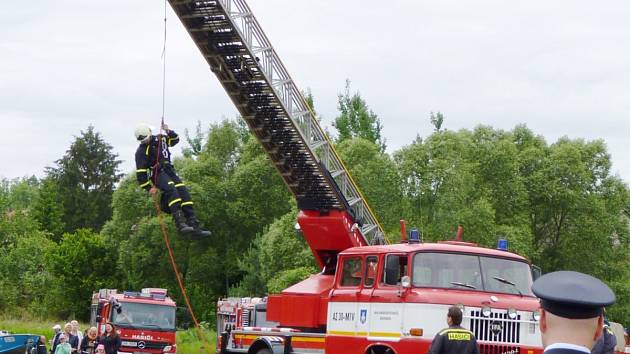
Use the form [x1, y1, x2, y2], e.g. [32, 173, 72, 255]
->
[1, 0, 629, 184]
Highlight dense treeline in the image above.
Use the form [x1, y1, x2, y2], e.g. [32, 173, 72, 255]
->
[1, 85, 629, 327]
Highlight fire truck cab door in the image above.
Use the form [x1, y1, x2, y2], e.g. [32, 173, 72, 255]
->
[328, 256, 364, 336]
[366, 253, 407, 340]
[356, 255, 378, 335]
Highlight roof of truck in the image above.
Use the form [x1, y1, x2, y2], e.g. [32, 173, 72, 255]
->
[93, 289, 176, 306]
[340, 241, 529, 262]
[110, 292, 176, 306]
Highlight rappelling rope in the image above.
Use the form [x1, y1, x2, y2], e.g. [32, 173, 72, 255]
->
[149, 1, 213, 352]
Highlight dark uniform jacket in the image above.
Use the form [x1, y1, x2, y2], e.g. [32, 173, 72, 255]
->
[543, 343, 592, 354]
[427, 325, 480, 354]
[591, 325, 616, 354]
[135, 130, 180, 191]
[50, 332, 61, 354]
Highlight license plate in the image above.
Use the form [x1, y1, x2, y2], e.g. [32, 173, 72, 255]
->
[121, 341, 137, 347]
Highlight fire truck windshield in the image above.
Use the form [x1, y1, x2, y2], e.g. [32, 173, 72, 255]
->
[412, 252, 534, 296]
[112, 302, 176, 331]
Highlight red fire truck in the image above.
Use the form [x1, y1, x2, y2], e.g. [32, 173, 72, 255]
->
[165, 0, 545, 353]
[90, 288, 177, 354]
[216, 231, 543, 354]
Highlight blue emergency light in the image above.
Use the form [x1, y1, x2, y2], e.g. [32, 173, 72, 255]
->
[497, 238, 509, 251]
[409, 228, 422, 243]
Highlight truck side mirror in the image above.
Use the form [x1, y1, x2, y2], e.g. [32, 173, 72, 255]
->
[532, 265, 542, 281]
[401, 275, 411, 288]
[96, 315, 102, 323]
[397, 275, 411, 297]
[385, 256, 400, 286]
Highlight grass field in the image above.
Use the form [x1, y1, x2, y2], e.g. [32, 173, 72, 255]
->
[0, 318, 216, 353]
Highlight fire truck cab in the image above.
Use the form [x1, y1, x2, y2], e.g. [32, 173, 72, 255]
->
[218, 239, 544, 354]
[90, 288, 177, 354]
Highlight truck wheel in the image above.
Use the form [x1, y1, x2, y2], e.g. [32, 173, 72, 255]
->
[255, 348, 272, 354]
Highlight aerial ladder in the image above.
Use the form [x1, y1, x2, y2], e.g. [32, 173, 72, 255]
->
[168, 0, 387, 273]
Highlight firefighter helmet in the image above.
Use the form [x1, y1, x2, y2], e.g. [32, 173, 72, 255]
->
[134, 124, 152, 141]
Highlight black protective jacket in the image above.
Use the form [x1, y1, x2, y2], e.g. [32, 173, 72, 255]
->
[591, 325, 616, 354]
[135, 130, 180, 191]
[427, 326, 480, 354]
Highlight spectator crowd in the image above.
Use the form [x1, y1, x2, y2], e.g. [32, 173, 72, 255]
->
[47, 320, 121, 354]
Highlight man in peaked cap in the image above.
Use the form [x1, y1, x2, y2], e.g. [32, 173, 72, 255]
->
[531, 271, 616, 354]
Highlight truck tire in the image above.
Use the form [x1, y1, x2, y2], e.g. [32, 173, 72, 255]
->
[255, 348, 272, 354]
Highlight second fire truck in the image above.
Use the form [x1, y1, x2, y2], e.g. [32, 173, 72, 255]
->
[90, 288, 177, 354]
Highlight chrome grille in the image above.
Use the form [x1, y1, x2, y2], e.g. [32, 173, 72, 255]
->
[241, 308, 250, 326]
[469, 310, 521, 343]
[479, 343, 521, 354]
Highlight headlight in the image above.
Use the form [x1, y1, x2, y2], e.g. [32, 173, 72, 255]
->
[163, 345, 172, 352]
[507, 308, 517, 319]
[532, 310, 540, 321]
[481, 306, 492, 317]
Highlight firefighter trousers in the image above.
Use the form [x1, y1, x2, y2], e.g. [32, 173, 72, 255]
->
[155, 164, 195, 217]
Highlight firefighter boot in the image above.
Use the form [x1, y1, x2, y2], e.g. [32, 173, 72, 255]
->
[186, 216, 212, 238]
[172, 210, 194, 234]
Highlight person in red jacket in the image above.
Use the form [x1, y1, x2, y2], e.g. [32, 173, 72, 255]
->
[134, 123, 211, 237]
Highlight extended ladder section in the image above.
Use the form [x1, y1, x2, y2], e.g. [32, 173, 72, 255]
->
[168, 0, 386, 250]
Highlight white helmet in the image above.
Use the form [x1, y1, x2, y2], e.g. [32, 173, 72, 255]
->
[134, 124, 152, 141]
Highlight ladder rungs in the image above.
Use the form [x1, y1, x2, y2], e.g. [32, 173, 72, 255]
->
[330, 169, 345, 178]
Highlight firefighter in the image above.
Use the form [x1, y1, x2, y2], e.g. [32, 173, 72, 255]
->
[427, 306, 480, 354]
[591, 317, 616, 354]
[134, 123, 211, 237]
[532, 271, 616, 354]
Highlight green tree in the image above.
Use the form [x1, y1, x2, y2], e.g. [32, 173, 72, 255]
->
[47, 126, 122, 233]
[336, 138, 403, 234]
[395, 129, 486, 241]
[333, 80, 385, 151]
[525, 138, 628, 272]
[183, 121, 205, 158]
[6, 176, 40, 210]
[232, 210, 317, 296]
[0, 232, 55, 314]
[45, 229, 117, 319]
[430, 112, 445, 132]
[32, 178, 66, 242]
[204, 120, 247, 175]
